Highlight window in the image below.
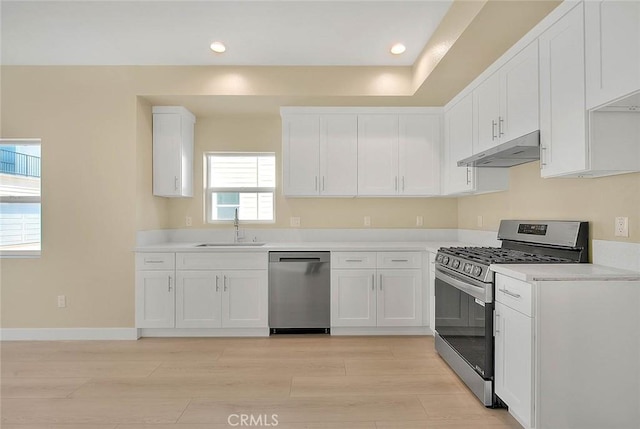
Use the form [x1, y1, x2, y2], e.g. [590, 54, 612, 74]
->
[205, 153, 275, 223]
[0, 139, 41, 256]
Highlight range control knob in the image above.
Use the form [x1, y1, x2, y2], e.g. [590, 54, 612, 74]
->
[464, 263, 473, 274]
[473, 266, 483, 277]
[442, 256, 450, 265]
[452, 259, 460, 269]
[435, 254, 443, 263]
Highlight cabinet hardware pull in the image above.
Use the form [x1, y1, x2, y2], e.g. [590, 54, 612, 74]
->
[145, 260, 163, 264]
[402, 176, 405, 192]
[168, 276, 172, 292]
[224, 275, 228, 292]
[540, 147, 547, 168]
[174, 176, 179, 191]
[345, 259, 363, 262]
[215, 275, 219, 292]
[322, 176, 325, 191]
[466, 168, 471, 185]
[499, 116, 504, 137]
[498, 288, 521, 299]
[492, 120, 497, 140]
[495, 312, 500, 334]
[371, 274, 375, 291]
[379, 274, 383, 290]
[315, 176, 318, 191]
[391, 259, 409, 262]
[395, 176, 398, 191]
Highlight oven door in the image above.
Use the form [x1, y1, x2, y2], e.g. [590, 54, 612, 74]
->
[434, 267, 493, 379]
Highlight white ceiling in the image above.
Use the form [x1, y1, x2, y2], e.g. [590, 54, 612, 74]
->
[1, 0, 452, 66]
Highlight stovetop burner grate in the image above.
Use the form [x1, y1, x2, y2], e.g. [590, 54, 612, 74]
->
[439, 246, 574, 264]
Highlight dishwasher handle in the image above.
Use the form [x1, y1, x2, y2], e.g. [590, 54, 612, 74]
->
[269, 252, 330, 263]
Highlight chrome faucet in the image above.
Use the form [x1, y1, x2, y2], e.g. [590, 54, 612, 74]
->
[233, 207, 240, 243]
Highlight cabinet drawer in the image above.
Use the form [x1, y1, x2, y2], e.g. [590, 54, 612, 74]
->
[176, 252, 268, 270]
[495, 274, 533, 317]
[136, 253, 175, 270]
[331, 252, 377, 269]
[377, 252, 422, 269]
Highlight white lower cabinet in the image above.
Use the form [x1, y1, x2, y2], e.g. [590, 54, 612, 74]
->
[135, 270, 175, 328]
[136, 252, 268, 331]
[494, 301, 533, 428]
[331, 252, 422, 328]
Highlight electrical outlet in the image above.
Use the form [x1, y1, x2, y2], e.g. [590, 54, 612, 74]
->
[416, 216, 424, 227]
[57, 295, 66, 308]
[290, 217, 301, 227]
[185, 216, 192, 227]
[477, 215, 483, 227]
[364, 216, 371, 227]
[615, 216, 629, 237]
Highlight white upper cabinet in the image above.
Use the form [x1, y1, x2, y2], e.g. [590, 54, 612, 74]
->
[539, 3, 588, 177]
[444, 94, 475, 194]
[473, 41, 539, 154]
[283, 108, 441, 197]
[399, 114, 441, 196]
[499, 41, 540, 144]
[585, 0, 640, 109]
[282, 112, 358, 197]
[539, 2, 640, 178]
[359, 113, 441, 197]
[152, 106, 195, 197]
[282, 114, 320, 196]
[320, 115, 358, 196]
[443, 94, 508, 195]
[357, 114, 399, 196]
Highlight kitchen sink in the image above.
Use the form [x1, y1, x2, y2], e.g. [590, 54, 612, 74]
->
[195, 242, 266, 247]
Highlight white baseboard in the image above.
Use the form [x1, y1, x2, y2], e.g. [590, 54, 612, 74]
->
[0, 328, 138, 341]
[138, 328, 269, 337]
[330, 326, 432, 336]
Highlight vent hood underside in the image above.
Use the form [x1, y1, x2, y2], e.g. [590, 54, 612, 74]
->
[457, 130, 540, 168]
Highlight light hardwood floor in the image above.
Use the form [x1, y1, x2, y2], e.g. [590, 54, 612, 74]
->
[0, 335, 523, 428]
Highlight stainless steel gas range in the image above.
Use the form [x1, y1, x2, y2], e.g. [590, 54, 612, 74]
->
[434, 220, 589, 406]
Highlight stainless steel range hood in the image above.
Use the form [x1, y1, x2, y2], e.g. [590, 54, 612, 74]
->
[457, 130, 540, 168]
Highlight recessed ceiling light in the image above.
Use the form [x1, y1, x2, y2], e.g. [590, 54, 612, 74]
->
[390, 43, 406, 55]
[210, 41, 226, 53]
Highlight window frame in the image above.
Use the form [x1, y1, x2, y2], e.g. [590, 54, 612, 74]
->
[0, 138, 42, 258]
[204, 151, 276, 224]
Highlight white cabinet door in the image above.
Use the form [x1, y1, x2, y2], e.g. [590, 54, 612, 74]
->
[221, 270, 268, 328]
[331, 269, 377, 327]
[377, 269, 422, 327]
[282, 114, 320, 196]
[398, 114, 441, 196]
[175, 271, 221, 328]
[586, 0, 640, 109]
[539, 3, 588, 177]
[500, 40, 539, 144]
[495, 301, 534, 429]
[320, 114, 358, 196]
[135, 270, 175, 328]
[357, 115, 399, 196]
[152, 107, 195, 197]
[444, 94, 474, 194]
[473, 72, 501, 153]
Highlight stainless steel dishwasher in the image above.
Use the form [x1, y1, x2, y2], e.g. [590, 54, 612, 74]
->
[268, 251, 330, 334]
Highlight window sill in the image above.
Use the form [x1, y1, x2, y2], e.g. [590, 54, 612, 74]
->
[0, 250, 41, 258]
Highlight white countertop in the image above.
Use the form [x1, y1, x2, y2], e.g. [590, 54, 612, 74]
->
[491, 263, 640, 282]
[135, 241, 472, 253]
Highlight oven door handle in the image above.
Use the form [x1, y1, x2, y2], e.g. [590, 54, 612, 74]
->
[435, 268, 492, 303]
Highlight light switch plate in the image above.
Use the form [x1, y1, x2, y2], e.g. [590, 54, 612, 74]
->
[290, 217, 301, 227]
[364, 216, 371, 227]
[416, 216, 424, 226]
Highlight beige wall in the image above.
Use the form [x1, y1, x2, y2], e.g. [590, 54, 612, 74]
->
[168, 115, 458, 230]
[1, 63, 637, 329]
[458, 162, 640, 243]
